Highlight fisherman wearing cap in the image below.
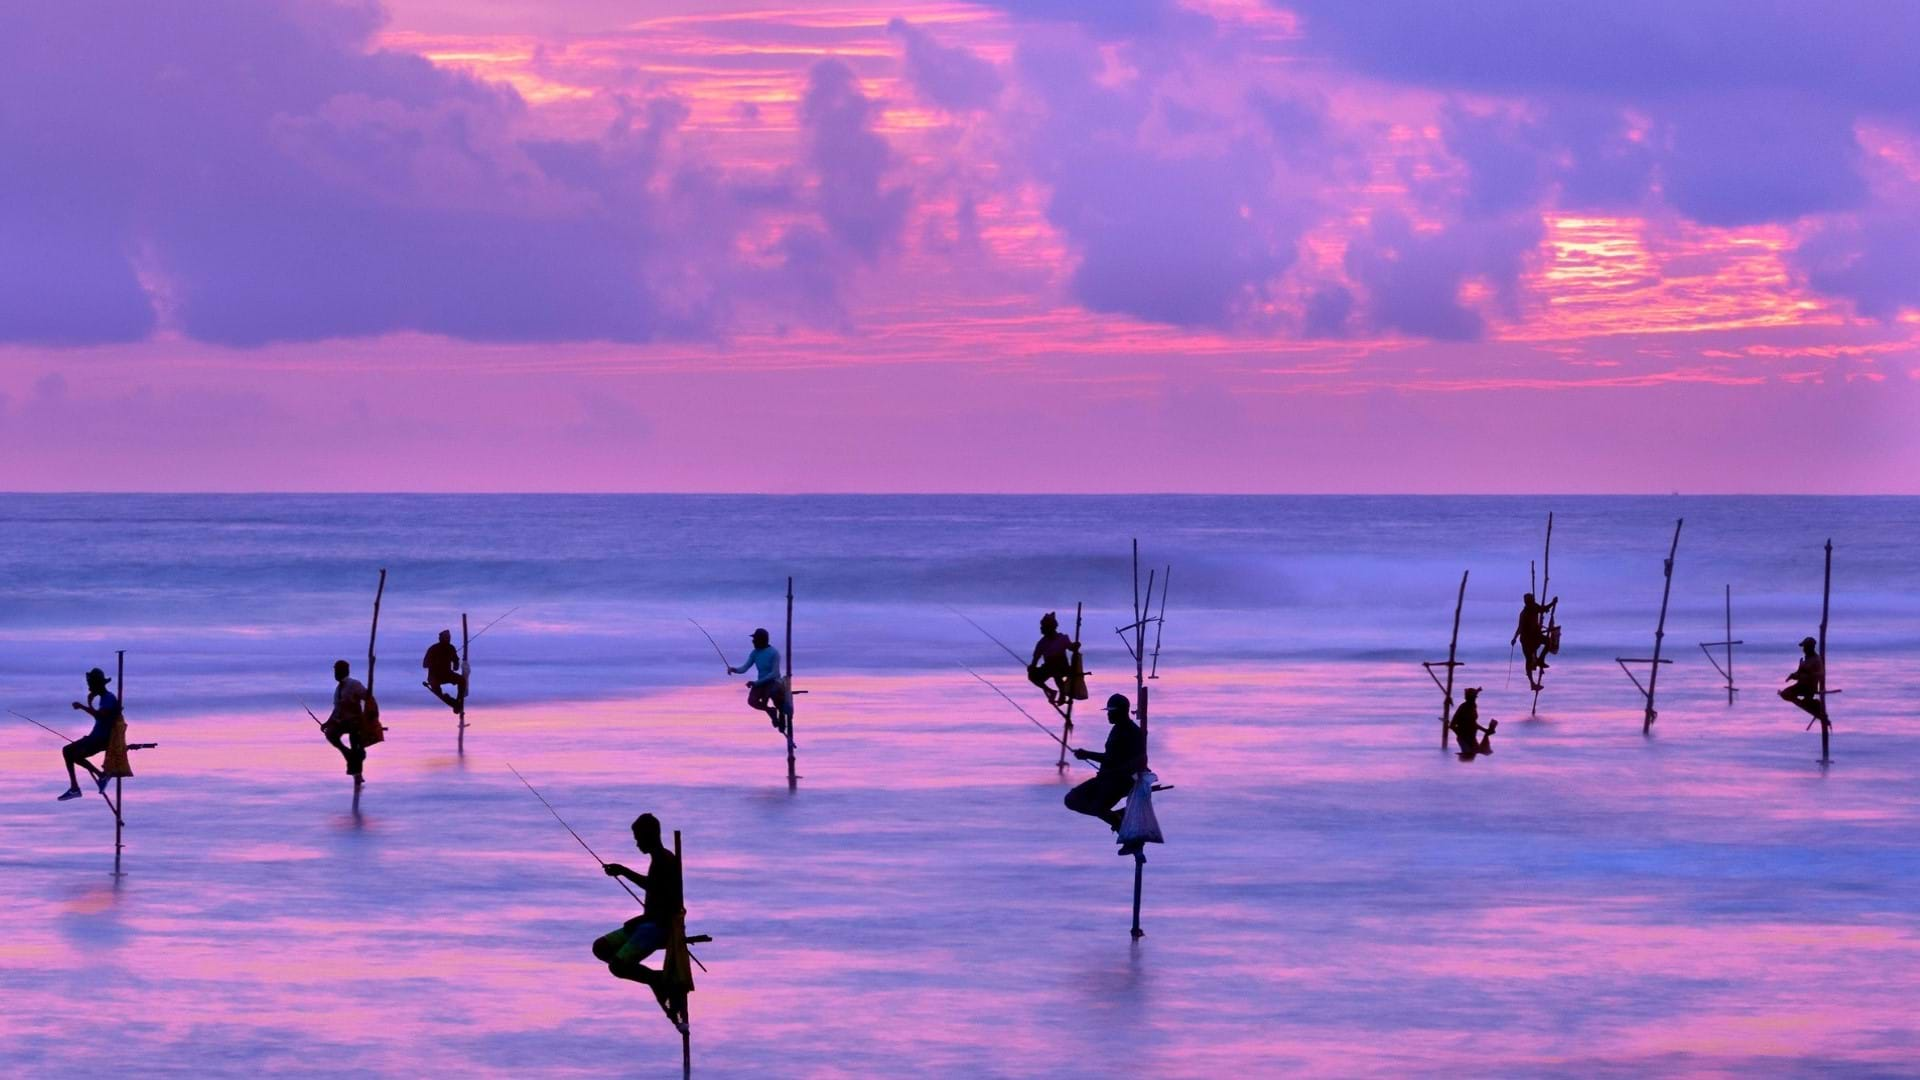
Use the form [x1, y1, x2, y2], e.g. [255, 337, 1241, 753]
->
[1449, 686, 1497, 760]
[1027, 612, 1081, 706]
[1065, 693, 1147, 834]
[1511, 593, 1558, 692]
[593, 812, 689, 1032]
[1779, 636, 1827, 724]
[58, 667, 121, 801]
[727, 628, 789, 734]
[421, 629, 466, 713]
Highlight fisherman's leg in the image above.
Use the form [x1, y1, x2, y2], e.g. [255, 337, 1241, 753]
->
[62, 742, 84, 789]
[593, 926, 632, 965]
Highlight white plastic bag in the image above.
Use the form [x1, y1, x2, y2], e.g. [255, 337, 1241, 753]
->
[1118, 770, 1164, 846]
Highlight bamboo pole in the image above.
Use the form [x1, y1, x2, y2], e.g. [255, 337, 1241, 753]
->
[1641, 520, 1682, 734]
[362, 569, 386, 790]
[1819, 540, 1832, 764]
[458, 612, 470, 753]
[1532, 513, 1554, 716]
[677, 829, 690, 1079]
[112, 649, 125, 877]
[1130, 541, 1150, 941]
[1424, 571, 1468, 749]
[1697, 586, 1742, 705]
[1058, 602, 1081, 769]
[785, 576, 796, 786]
[1148, 567, 1169, 679]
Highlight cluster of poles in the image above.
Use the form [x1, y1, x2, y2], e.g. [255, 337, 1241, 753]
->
[1425, 514, 1839, 765]
[11, 518, 1849, 1074]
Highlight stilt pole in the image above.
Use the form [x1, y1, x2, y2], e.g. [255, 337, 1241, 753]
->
[677, 829, 691, 1079]
[1642, 520, 1681, 734]
[1130, 541, 1150, 940]
[785, 577, 796, 786]
[458, 612, 470, 754]
[113, 650, 125, 877]
[1426, 571, 1467, 748]
[1819, 540, 1832, 764]
[1725, 586, 1735, 706]
[1148, 567, 1169, 679]
[363, 569, 386, 789]
[1532, 513, 1554, 716]
[1058, 602, 1081, 769]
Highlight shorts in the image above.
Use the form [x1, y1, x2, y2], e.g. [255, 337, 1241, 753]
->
[597, 918, 667, 964]
[67, 732, 110, 759]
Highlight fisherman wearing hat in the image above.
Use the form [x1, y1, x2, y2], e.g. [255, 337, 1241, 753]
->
[1065, 693, 1147, 833]
[1779, 636, 1827, 724]
[728, 627, 789, 734]
[1449, 686, 1497, 760]
[58, 667, 121, 801]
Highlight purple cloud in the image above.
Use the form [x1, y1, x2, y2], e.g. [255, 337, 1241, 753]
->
[801, 60, 911, 262]
[887, 18, 1002, 112]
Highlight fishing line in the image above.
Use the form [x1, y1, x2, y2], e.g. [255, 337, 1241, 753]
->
[506, 762, 644, 907]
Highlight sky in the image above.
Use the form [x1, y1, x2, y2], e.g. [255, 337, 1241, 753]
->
[1, 0, 1917, 493]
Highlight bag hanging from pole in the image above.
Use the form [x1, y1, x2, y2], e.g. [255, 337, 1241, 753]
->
[102, 718, 134, 778]
[356, 695, 387, 747]
[1068, 653, 1090, 701]
[1546, 624, 1562, 655]
[1118, 770, 1164, 846]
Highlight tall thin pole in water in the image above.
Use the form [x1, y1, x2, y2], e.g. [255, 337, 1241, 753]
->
[1130, 540, 1150, 940]
[1698, 586, 1741, 706]
[361, 569, 386, 796]
[1532, 512, 1554, 717]
[1424, 571, 1468, 749]
[1058, 602, 1082, 769]
[1615, 519, 1682, 736]
[1818, 540, 1833, 765]
[112, 649, 125, 877]
[458, 612, 470, 754]
[677, 829, 691, 1079]
[785, 576, 796, 787]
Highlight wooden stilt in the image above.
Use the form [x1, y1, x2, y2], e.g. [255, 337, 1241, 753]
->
[1531, 513, 1555, 717]
[1423, 571, 1469, 749]
[785, 577, 796, 787]
[363, 569, 386, 788]
[458, 612, 470, 754]
[112, 650, 125, 877]
[1818, 540, 1832, 765]
[676, 829, 691, 1078]
[1698, 585, 1741, 705]
[1058, 602, 1082, 769]
[1148, 567, 1169, 679]
[1129, 541, 1153, 940]
[1616, 520, 1682, 735]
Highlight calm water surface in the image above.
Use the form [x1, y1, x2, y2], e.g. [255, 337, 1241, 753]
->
[1, 496, 1915, 1077]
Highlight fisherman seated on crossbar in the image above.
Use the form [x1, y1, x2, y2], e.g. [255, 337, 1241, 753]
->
[1066, 693, 1149, 854]
[59, 667, 121, 801]
[1779, 636, 1827, 723]
[421, 630, 466, 713]
[1027, 612, 1080, 706]
[1449, 687, 1498, 761]
[595, 813, 689, 1030]
[727, 628, 789, 735]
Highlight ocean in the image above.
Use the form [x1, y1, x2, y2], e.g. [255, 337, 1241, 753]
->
[1, 495, 1915, 1076]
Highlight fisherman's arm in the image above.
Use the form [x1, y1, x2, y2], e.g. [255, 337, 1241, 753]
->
[602, 862, 650, 888]
[70, 702, 100, 717]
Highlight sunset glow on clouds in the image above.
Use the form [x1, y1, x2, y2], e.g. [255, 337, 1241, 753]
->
[1, 0, 1916, 492]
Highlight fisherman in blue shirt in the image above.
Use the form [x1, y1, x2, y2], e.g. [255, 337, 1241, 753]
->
[728, 628, 789, 735]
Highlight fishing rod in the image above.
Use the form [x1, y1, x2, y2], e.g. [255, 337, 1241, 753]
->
[947, 607, 1029, 670]
[508, 763, 709, 972]
[301, 703, 325, 728]
[467, 606, 521, 645]
[687, 619, 733, 672]
[7, 709, 74, 742]
[960, 665, 1094, 769]
[506, 762, 646, 907]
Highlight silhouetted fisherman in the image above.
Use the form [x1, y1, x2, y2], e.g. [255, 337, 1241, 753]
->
[58, 668, 120, 801]
[727, 628, 789, 735]
[594, 813, 689, 1031]
[421, 630, 466, 713]
[1449, 687, 1497, 760]
[1066, 693, 1146, 835]
[1779, 636, 1827, 723]
[1512, 593, 1558, 691]
[323, 660, 374, 779]
[1027, 612, 1081, 706]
